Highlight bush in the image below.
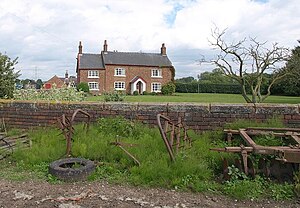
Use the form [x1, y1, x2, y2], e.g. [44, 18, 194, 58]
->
[142, 91, 149, 95]
[133, 90, 139, 96]
[104, 91, 125, 102]
[161, 82, 176, 95]
[13, 87, 85, 101]
[77, 82, 89, 93]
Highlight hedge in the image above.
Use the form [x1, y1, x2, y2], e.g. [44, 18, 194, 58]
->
[175, 82, 242, 94]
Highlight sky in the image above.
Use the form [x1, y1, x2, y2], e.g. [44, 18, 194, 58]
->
[0, 0, 299, 81]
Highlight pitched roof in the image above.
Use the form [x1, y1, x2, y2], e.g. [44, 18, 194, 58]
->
[103, 51, 172, 67]
[78, 54, 105, 69]
[130, 76, 147, 83]
[78, 51, 173, 69]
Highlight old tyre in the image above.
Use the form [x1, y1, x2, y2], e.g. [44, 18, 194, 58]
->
[49, 158, 95, 181]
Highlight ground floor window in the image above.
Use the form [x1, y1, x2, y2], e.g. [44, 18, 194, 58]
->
[114, 81, 125, 90]
[88, 82, 99, 90]
[151, 82, 161, 92]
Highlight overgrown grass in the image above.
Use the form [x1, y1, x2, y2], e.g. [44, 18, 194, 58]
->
[86, 93, 300, 104]
[1, 116, 297, 200]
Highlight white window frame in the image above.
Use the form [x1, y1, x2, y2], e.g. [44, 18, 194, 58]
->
[151, 69, 162, 78]
[114, 81, 126, 90]
[114, 68, 126, 76]
[151, 82, 161, 92]
[88, 70, 99, 78]
[88, 82, 99, 91]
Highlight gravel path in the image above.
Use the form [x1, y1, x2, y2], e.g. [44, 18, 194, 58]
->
[0, 179, 299, 208]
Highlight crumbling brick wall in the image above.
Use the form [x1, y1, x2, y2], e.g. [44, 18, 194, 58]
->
[0, 100, 299, 130]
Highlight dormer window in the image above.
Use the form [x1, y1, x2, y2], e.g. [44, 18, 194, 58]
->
[115, 68, 125, 76]
[151, 69, 162, 78]
[88, 70, 99, 78]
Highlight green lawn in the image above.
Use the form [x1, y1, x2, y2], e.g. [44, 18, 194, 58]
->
[86, 93, 300, 104]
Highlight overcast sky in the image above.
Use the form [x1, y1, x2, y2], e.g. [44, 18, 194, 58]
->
[0, 0, 299, 81]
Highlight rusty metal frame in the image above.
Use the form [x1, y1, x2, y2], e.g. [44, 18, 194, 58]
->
[110, 140, 141, 166]
[211, 128, 300, 177]
[57, 109, 91, 157]
[157, 114, 192, 162]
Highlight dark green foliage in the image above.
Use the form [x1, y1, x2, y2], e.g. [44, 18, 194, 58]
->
[133, 90, 139, 96]
[0, 53, 20, 98]
[161, 82, 176, 95]
[272, 46, 300, 96]
[175, 76, 195, 83]
[198, 68, 236, 84]
[36, 79, 43, 89]
[142, 91, 149, 95]
[103, 91, 125, 101]
[77, 82, 89, 93]
[175, 82, 242, 94]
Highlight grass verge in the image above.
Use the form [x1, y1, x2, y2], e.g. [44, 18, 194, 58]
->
[1, 116, 298, 200]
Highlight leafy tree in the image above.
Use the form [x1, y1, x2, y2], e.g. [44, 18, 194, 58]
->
[0, 53, 20, 98]
[175, 76, 195, 83]
[198, 68, 236, 84]
[272, 46, 300, 96]
[36, 79, 43, 89]
[207, 27, 290, 103]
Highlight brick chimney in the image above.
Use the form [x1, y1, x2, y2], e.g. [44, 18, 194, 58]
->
[103, 40, 108, 52]
[161, 43, 166, 56]
[78, 41, 82, 54]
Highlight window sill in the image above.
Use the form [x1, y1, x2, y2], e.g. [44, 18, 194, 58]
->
[87, 76, 99, 78]
[115, 88, 126, 90]
[89, 89, 99, 91]
[114, 75, 126, 77]
[151, 76, 162, 78]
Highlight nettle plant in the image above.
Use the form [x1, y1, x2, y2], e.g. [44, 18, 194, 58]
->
[13, 87, 85, 102]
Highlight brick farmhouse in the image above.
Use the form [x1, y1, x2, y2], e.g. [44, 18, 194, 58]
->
[76, 40, 175, 95]
[44, 71, 77, 89]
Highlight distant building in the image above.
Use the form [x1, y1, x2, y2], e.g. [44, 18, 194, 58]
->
[44, 71, 77, 89]
[76, 40, 175, 95]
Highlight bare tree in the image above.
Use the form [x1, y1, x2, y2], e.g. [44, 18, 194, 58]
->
[208, 27, 290, 103]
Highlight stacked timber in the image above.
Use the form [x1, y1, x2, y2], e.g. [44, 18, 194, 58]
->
[0, 133, 31, 160]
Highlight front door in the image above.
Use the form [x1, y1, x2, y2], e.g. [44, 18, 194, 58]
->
[136, 81, 143, 94]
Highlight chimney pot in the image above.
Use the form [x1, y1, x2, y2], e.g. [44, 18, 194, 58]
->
[78, 41, 82, 54]
[161, 43, 166, 56]
[103, 40, 108, 52]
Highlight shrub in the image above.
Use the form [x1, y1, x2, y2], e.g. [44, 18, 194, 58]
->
[142, 91, 149, 95]
[104, 91, 125, 102]
[133, 90, 139, 96]
[161, 82, 176, 95]
[77, 82, 89, 93]
[13, 87, 85, 101]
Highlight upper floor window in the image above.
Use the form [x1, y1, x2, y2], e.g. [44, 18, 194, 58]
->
[114, 81, 126, 90]
[151, 69, 162, 78]
[88, 82, 99, 90]
[88, 70, 99, 78]
[115, 68, 125, 76]
[151, 82, 161, 92]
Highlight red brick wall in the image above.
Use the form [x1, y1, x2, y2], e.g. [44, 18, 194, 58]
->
[44, 76, 64, 88]
[104, 65, 173, 93]
[0, 100, 299, 131]
[78, 69, 105, 95]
